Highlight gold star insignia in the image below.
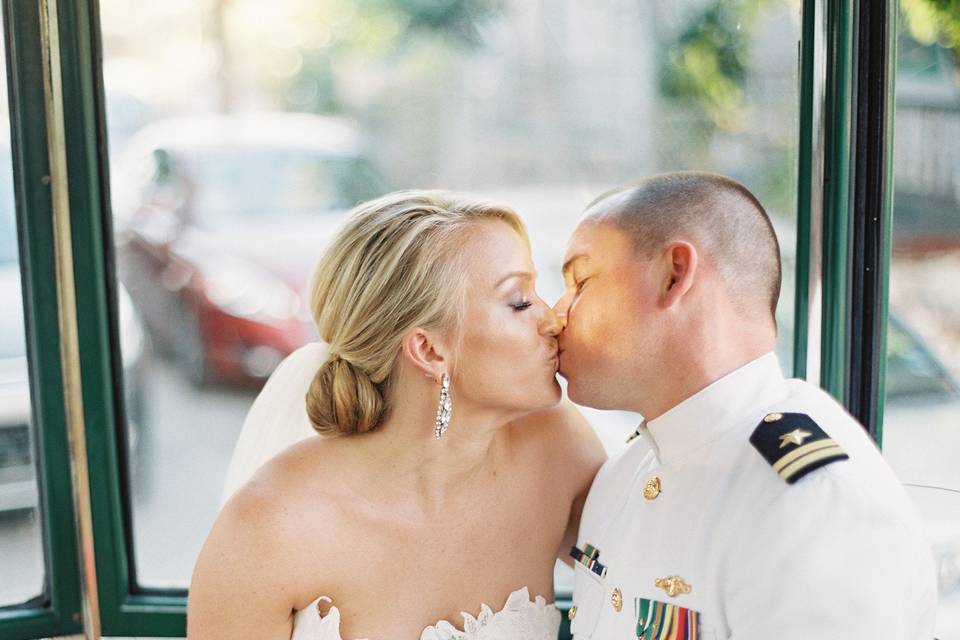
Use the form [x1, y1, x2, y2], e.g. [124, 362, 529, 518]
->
[779, 428, 813, 448]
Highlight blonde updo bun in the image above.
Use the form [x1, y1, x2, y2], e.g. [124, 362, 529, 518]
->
[305, 190, 526, 436]
[306, 355, 384, 436]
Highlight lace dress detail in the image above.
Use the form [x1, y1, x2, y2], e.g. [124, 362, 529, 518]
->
[291, 587, 560, 640]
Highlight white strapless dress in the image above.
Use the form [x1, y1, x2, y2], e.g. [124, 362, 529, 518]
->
[291, 586, 561, 640]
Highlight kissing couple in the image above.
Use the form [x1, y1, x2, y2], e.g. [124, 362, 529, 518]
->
[189, 173, 936, 640]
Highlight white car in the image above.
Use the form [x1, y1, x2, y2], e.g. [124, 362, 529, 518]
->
[0, 177, 147, 512]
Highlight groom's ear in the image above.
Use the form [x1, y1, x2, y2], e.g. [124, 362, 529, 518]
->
[658, 241, 698, 308]
[400, 327, 448, 382]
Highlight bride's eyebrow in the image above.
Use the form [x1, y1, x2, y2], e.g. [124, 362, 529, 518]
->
[494, 271, 536, 290]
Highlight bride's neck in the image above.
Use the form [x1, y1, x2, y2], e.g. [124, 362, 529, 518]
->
[357, 379, 510, 512]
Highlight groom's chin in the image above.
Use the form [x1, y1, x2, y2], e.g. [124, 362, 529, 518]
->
[560, 373, 590, 407]
[563, 374, 617, 411]
[558, 359, 595, 406]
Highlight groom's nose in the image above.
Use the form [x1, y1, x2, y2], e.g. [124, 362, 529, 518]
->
[551, 294, 571, 331]
[538, 305, 564, 336]
[555, 311, 567, 333]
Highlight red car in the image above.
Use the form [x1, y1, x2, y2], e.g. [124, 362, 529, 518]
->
[111, 113, 384, 386]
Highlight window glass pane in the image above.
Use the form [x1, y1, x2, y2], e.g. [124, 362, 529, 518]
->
[0, 27, 45, 607]
[100, 0, 800, 593]
[883, 5, 960, 637]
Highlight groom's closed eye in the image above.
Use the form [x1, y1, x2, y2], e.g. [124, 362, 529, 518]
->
[565, 271, 591, 298]
[561, 254, 588, 280]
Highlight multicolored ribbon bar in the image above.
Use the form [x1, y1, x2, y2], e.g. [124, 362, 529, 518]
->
[569, 543, 607, 578]
[635, 598, 700, 640]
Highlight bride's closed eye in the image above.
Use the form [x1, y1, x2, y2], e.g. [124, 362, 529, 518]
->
[510, 299, 533, 312]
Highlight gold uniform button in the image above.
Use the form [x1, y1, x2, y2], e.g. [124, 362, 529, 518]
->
[643, 476, 662, 500]
[611, 587, 623, 612]
[764, 412, 784, 423]
[567, 605, 577, 620]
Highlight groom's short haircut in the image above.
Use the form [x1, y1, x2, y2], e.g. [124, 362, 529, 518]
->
[586, 172, 782, 322]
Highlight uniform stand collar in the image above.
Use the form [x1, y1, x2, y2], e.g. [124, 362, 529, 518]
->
[645, 352, 787, 465]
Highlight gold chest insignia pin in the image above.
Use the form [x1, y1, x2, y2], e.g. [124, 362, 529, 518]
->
[655, 575, 692, 598]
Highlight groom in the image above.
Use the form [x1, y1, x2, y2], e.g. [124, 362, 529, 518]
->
[555, 172, 937, 639]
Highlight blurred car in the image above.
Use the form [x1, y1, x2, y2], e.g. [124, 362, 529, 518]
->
[104, 89, 156, 157]
[881, 316, 960, 631]
[0, 181, 147, 512]
[110, 113, 385, 386]
[0, 203, 33, 513]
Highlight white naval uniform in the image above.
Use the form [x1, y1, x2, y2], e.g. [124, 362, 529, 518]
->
[570, 353, 937, 639]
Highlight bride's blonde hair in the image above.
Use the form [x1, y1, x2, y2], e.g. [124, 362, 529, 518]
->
[306, 190, 527, 436]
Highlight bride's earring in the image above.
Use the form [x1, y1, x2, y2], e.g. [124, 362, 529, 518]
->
[434, 373, 452, 439]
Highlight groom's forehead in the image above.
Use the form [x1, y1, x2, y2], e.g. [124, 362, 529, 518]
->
[564, 220, 627, 262]
[562, 226, 595, 273]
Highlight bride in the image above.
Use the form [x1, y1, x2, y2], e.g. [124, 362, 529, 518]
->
[187, 191, 606, 639]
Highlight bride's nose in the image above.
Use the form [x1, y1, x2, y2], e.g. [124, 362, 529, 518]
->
[538, 305, 563, 337]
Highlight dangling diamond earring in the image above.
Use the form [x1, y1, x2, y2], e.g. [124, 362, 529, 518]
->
[434, 373, 452, 439]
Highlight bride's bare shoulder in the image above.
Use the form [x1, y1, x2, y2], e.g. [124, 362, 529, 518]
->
[221, 438, 339, 529]
[508, 401, 597, 450]
[198, 436, 354, 595]
[508, 402, 606, 487]
[242, 434, 357, 509]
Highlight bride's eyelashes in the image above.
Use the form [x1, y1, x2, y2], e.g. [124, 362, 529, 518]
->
[510, 299, 533, 312]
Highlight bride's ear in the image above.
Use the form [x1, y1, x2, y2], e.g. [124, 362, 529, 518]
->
[400, 327, 448, 382]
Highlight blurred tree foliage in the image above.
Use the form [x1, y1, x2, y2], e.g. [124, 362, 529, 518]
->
[278, 0, 500, 113]
[663, 0, 960, 127]
[657, 0, 794, 216]
[362, 0, 502, 45]
[902, 0, 960, 55]
[659, 0, 774, 130]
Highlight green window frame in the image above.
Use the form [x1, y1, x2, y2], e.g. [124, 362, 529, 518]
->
[0, 0, 899, 637]
[0, 1, 83, 638]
